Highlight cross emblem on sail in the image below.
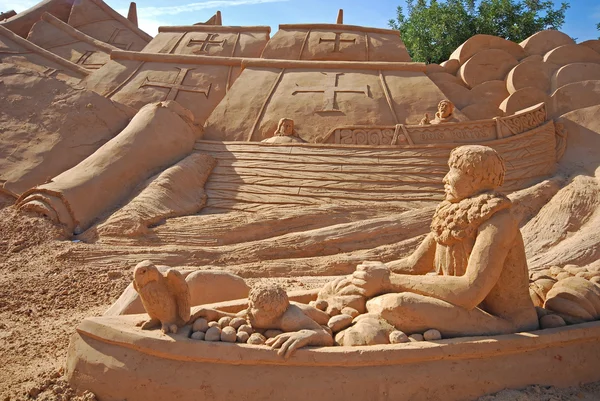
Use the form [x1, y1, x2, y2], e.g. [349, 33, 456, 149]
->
[187, 33, 227, 53]
[318, 32, 356, 53]
[140, 67, 211, 101]
[292, 72, 369, 112]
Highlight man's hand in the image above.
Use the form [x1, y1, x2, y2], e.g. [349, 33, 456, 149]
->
[347, 261, 391, 299]
[266, 330, 315, 359]
[188, 307, 222, 323]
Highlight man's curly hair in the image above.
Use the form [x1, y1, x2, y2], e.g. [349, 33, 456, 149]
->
[248, 283, 289, 319]
[448, 145, 506, 190]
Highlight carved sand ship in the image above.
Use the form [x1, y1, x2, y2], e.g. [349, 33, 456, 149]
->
[2, 3, 600, 400]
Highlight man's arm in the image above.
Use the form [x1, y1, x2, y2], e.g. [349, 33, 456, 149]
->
[188, 307, 242, 323]
[386, 233, 436, 275]
[266, 305, 333, 358]
[386, 210, 517, 310]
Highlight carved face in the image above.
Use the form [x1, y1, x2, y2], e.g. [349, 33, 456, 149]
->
[443, 166, 478, 203]
[438, 101, 453, 118]
[278, 119, 294, 136]
[134, 261, 160, 288]
[246, 300, 281, 328]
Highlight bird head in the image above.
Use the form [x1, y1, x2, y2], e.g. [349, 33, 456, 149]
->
[133, 260, 160, 288]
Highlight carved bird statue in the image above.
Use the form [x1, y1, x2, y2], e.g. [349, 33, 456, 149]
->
[132, 260, 191, 334]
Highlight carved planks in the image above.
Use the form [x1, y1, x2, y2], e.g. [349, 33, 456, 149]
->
[324, 103, 548, 145]
[195, 120, 557, 213]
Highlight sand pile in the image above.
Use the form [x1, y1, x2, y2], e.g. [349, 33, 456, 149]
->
[0, 206, 131, 399]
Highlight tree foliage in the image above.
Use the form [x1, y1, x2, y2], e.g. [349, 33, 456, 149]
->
[389, 0, 570, 64]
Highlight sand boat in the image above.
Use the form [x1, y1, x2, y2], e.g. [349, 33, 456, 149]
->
[3, 2, 600, 399]
[196, 102, 562, 213]
[67, 293, 600, 401]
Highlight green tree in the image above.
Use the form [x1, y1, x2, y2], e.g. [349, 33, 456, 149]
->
[389, 0, 569, 64]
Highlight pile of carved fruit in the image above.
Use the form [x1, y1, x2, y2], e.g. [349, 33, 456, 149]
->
[190, 316, 282, 345]
[530, 264, 600, 327]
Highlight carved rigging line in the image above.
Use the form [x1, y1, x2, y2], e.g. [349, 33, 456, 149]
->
[106, 61, 145, 98]
[379, 70, 399, 124]
[231, 32, 241, 57]
[298, 29, 311, 60]
[108, 28, 133, 50]
[168, 32, 188, 54]
[248, 68, 286, 141]
[226, 65, 233, 92]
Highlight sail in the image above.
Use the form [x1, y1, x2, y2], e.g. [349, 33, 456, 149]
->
[261, 23, 411, 62]
[0, 24, 88, 83]
[67, 0, 151, 51]
[27, 12, 117, 70]
[203, 59, 466, 142]
[83, 51, 242, 123]
[142, 25, 270, 57]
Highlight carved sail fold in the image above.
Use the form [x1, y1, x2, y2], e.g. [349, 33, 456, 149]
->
[67, 0, 151, 51]
[142, 25, 270, 57]
[0, 24, 88, 83]
[0, 0, 75, 38]
[261, 23, 411, 62]
[27, 12, 118, 70]
[203, 59, 466, 142]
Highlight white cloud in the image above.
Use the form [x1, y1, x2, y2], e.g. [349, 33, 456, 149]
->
[134, 0, 287, 18]
[137, 17, 164, 37]
[0, 0, 39, 13]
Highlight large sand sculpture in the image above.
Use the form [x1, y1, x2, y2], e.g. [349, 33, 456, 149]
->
[2, 1, 600, 400]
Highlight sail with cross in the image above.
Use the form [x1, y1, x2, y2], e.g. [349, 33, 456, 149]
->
[83, 51, 243, 123]
[261, 23, 412, 62]
[203, 58, 467, 142]
[142, 24, 270, 57]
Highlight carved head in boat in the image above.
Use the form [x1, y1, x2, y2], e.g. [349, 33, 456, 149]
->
[247, 284, 290, 328]
[275, 118, 295, 137]
[437, 99, 455, 120]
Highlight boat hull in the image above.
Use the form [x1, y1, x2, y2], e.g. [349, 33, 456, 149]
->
[67, 315, 600, 401]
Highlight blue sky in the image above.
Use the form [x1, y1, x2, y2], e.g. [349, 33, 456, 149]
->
[2, 0, 598, 42]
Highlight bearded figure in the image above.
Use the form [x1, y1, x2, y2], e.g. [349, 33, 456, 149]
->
[329, 145, 539, 345]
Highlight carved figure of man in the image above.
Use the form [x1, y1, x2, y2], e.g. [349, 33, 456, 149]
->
[431, 99, 456, 124]
[192, 284, 332, 357]
[262, 118, 306, 143]
[421, 99, 458, 125]
[336, 145, 539, 341]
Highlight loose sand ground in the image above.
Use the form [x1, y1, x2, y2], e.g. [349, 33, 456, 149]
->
[1, 204, 599, 401]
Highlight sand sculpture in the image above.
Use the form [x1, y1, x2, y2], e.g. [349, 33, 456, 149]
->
[331, 145, 539, 344]
[133, 260, 191, 333]
[190, 283, 333, 357]
[420, 99, 459, 125]
[261, 118, 306, 143]
[2, 1, 600, 400]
